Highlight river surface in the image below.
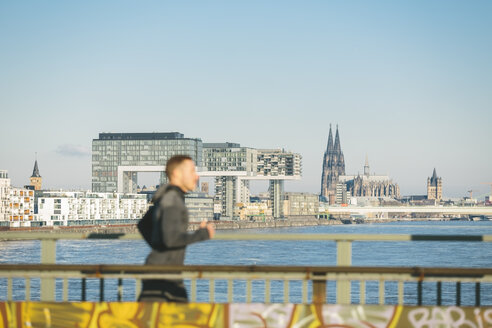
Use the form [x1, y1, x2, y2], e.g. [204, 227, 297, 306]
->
[0, 221, 491, 305]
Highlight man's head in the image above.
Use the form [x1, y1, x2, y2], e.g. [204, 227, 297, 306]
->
[166, 155, 198, 192]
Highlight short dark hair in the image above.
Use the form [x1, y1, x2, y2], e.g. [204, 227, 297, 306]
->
[166, 155, 193, 179]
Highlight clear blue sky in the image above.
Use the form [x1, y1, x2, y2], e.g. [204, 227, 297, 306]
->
[1, 1, 491, 198]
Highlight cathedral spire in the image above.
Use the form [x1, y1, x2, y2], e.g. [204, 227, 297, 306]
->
[364, 154, 370, 177]
[334, 124, 341, 152]
[326, 124, 333, 152]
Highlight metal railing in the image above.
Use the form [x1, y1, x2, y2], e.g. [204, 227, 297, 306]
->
[0, 232, 491, 305]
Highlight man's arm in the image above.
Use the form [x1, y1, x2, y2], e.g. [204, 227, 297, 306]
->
[159, 203, 210, 248]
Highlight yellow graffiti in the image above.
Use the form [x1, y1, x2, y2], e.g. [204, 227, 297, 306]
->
[0, 302, 490, 328]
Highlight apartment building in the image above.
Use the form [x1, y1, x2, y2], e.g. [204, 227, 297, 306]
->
[283, 192, 319, 216]
[37, 191, 148, 226]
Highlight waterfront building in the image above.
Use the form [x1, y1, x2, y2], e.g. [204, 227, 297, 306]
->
[335, 183, 351, 205]
[0, 169, 36, 226]
[9, 187, 35, 226]
[283, 192, 319, 216]
[91, 133, 301, 219]
[427, 168, 442, 201]
[320, 125, 346, 204]
[30, 159, 42, 190]
[185, 192, 214, 222]
[338, 156, 400, 200]
[234, 202, 272, 221]
[0, 170, 11, 222]
[92, 132, 202, 193]
[203, 142, 257, 217]
[203, 142, 257, 173]
[258, 149, 302, 218]
[37, 191, 148, 226]
[202, 143, 301, 219]
[256, 149, 301, 177]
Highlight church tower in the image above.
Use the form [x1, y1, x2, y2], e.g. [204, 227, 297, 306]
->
[364, 154, 370, 177]
[321, 125, 346, 203]
[427, 168, 442, 201]
[30, 157, 42, 190]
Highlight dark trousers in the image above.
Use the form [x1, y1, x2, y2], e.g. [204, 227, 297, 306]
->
[138, 279, 188, 302]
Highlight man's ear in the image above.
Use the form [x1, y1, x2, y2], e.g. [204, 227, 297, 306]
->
[173, 165, 183, 180]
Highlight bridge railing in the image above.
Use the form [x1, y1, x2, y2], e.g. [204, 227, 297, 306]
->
[0, 232, 491, 305]
[0, 264, 491, 306]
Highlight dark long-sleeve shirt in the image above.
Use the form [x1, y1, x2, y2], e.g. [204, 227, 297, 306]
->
[145, 185, 210, 266]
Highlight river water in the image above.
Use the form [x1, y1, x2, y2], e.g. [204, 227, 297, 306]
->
[0, 221, 491, 305]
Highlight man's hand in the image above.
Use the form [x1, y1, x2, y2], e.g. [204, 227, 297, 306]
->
[200, 220, 215, 239]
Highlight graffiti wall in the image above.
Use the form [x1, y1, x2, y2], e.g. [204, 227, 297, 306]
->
[0, 302, 491, 328]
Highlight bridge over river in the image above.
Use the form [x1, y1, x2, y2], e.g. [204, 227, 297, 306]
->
[326, 206, 492, 217]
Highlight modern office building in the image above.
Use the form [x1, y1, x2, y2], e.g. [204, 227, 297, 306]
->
[91, 133, 302, 219]
[258, 149, 302, 218]
[203, 142, 257, 173]
[257, 149, 302, 177]
[203, 143, 258, 217]
[202, 143, 302, 219]
[92, 132, 203, 193]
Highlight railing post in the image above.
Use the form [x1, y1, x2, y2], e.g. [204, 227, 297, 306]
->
[40, 239, 56, 301]
[336, 240, 352, 305]
[312, 275, 326, 304]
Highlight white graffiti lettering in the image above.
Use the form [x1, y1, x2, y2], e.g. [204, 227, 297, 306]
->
[408, 306, 491, 328]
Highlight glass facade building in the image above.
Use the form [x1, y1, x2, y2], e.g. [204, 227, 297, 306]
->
[92, 133, 202, 193]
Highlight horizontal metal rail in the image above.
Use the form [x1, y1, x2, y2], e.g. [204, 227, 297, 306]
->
[0, 232, 491, 241]
[0, 264, 491, 277]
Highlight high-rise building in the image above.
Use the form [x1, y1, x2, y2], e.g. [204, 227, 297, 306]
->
[203, 143, 258, 218]
[92, 132, 202, 193]
[427, 168, 442, 201]
[30, 159, 42, 190]
[202, 143, 302, 219]
[320, 125, 345, 203]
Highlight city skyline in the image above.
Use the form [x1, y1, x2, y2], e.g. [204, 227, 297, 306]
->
[1, 129, 489, 200]
[1, 1, 491, 198]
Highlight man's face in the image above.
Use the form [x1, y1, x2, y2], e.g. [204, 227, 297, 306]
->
[177, 159, 199, 192]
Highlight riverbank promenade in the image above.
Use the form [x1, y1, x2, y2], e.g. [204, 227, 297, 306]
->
[0, 229, 491, 327]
